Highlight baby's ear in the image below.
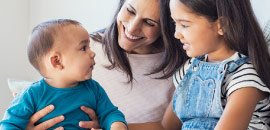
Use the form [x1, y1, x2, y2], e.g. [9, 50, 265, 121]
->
[49, 52, 63, 70]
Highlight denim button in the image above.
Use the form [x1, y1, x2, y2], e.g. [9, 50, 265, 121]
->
[192, 66, 198, 71]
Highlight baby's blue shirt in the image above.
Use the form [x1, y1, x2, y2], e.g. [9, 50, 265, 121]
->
[0, 78, 126, 130]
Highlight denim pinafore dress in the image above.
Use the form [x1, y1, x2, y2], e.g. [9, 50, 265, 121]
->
[173, 56, 248, 130]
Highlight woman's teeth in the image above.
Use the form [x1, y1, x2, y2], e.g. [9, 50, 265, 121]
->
[125, 28, 143, 40]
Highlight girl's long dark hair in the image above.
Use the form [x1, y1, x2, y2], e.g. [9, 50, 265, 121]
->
[90, 0, 188, 83]
[179, 0, 270, 89]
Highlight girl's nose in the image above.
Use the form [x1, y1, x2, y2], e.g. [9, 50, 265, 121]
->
[174, 30, 184, 40]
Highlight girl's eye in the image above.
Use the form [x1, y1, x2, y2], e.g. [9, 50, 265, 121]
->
[127, 7, 135, 15]
[181, 24, 189, 28]
[80, 46, 87, 51]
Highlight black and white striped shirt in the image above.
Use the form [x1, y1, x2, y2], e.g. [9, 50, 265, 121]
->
[173, 52, 270, 130]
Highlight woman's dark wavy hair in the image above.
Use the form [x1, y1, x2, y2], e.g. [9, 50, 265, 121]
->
[178, 0, 270, 89]
[90, 0, 188, 83]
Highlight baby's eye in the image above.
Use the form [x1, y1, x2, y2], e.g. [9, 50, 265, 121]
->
[80, 46, 87, 51]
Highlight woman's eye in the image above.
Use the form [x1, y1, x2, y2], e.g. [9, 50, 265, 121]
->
[127, 7, 135, 15]
[146, 22, 155, 27]
[144, 20, 155, 27]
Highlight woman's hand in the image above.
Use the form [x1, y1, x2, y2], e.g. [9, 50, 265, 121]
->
[79, 106, 101, 129]
[26, 105, 65, 130]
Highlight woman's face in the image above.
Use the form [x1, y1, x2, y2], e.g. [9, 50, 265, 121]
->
[117, 0, 161, 54]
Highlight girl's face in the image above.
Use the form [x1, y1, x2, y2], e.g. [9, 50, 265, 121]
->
[170, 0, 230, 61]
[54, 25, 96, 83]
[117, 0, 161, 54]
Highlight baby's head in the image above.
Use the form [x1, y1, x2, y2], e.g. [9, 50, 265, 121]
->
[28, 19, 95, 82]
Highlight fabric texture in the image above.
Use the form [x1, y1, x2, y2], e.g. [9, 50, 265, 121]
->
[90, 38, 175, 123]
[0, 78, 126, 130]
[173, 52, 270, 130]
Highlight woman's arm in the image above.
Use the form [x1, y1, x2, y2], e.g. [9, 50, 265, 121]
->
[79, 100, 182, 130]
[215, 87, 267, 130]
[26, 105, 64, 130]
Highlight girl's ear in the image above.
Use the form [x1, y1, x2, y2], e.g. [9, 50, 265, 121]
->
[49, 52, 64, 70]
[217, 21, 224, 35]
[217, 17, 224, 35]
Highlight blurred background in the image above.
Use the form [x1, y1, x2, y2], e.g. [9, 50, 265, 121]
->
[0, 0, 269, 119]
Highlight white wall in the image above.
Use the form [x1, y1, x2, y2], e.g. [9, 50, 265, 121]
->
[0, 0, 118, 118]
[29, 0, 118, 33]
[0, 0, 30, 119]
[251, 0, 270, 28]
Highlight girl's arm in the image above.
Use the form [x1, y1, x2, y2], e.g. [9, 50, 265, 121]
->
[215, 87, 267, 130]
[128, 100, 182, 130]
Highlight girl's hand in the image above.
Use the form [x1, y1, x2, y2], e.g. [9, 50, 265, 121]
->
[79, 106, 101, 129]
[26, 105, 65, 130]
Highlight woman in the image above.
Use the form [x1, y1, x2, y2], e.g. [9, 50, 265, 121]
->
[25, 0, 188, 129]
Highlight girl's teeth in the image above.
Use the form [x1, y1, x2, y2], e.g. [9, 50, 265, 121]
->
[125, 29, 142, 40]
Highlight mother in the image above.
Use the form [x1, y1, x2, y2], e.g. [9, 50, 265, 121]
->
[25, 0, 188, 129]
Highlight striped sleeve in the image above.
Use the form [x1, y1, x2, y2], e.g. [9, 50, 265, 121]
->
[223, 62, 270, 97]
[173, 58, 193, 88]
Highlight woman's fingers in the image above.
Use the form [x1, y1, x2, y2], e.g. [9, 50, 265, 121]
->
[26, 104, 64, 130]
[29, 105, 55, 124]
[80, 106, 100, 129]
[80, 106, 98, 120]
[54, 126, 64, 130]
[34, 115, 64, 130]
[79, 121, 96, 129]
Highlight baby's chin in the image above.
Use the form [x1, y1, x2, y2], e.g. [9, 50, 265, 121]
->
[83, 74, 93, 81]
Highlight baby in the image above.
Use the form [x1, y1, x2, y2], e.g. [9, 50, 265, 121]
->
[0, 19, 127, 130]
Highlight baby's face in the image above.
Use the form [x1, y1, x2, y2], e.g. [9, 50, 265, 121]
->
[54, 24, 95, 82]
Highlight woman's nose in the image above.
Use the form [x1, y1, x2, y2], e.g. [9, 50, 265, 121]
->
[127, 18, 142, 34]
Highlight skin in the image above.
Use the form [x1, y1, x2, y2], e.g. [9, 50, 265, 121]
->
[170, 0, 235, 61]
[117, 0, 161, 54]
[43, 24, 96, 88]
[25, 24, 127, 129]
[25, 0, 267, 129]
[25, 0, 163, 129]
[129, 0, 267, 130]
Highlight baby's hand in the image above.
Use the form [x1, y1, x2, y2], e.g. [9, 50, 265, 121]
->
[111, 122, 128, 130]
[12, 92, 17, 97]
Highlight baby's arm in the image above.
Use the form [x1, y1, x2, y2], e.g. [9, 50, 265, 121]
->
[89, 79, 128, 130]
[0, 89, 35, 129]
[215, 87, 267, 130]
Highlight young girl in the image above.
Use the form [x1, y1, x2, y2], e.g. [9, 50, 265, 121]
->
[129, 0, 270, 129]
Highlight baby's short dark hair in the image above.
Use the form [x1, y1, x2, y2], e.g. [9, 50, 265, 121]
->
[27, 19, 81, 71]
